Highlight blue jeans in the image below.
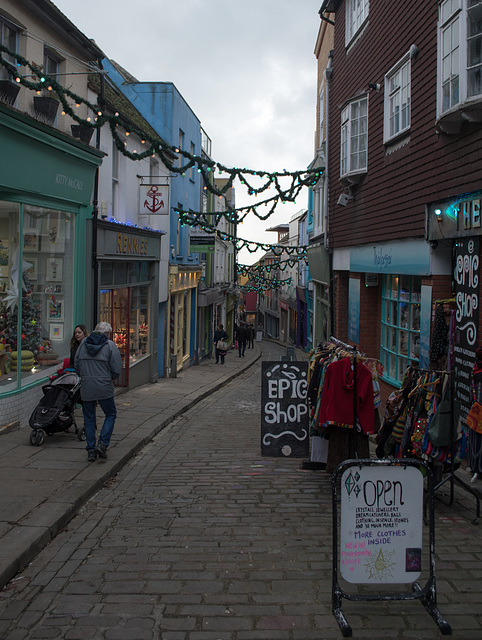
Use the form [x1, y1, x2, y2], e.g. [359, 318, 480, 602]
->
[82, 397, 117, 452]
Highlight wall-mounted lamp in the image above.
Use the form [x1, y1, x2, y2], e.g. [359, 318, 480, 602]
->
[434, 208, 443, 221]
[410, 44, 419, 59]
[368, 82, 381, 91]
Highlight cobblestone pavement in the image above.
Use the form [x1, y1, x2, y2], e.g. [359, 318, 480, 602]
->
[0, 342, 481, 639]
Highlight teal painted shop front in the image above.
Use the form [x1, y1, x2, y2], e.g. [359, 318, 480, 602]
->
[0, 103, 102, 427]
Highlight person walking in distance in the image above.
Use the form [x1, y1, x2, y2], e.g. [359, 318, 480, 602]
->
[247, 323, 255, 349]
[69, 324, 89, 368]
[74, 321, 123, 462]
[236, 323, 248, 357]
[214, 323, 229, 364]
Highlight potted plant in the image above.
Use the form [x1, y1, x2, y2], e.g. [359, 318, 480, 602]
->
[0, 79, 20, 105]
[33, 92, 60, 122]
[71, 124, 94, 145]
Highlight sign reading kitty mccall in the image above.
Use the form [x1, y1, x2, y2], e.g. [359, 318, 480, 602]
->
[261, 361, 309, 458]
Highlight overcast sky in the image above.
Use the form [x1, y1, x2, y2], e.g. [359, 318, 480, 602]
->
[54, 0, 322, 264]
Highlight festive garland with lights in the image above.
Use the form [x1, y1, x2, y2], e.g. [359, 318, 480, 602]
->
[0, 44, 323, 208]
[237, 257, 304, 276]
[180, 212, 307, 256]
[240, 277, 292, 292]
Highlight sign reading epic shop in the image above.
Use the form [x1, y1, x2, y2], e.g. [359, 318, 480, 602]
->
[454, 237, 479, 417]
[340, 465, 423, 584]
[261, 361, 309, 458]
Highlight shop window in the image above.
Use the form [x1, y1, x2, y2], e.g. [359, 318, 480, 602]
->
[99, 282, 150, 386]
[380, 275, 421, 384]
[0, 203, 75, 391]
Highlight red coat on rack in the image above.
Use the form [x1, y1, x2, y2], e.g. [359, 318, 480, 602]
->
[319, 358, 375, 435]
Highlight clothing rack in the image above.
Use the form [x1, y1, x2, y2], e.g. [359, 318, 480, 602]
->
[435, 369, 480, 523]
[406, 366, 480, 524]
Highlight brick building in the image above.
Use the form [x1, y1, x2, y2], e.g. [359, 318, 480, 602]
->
[319, 0, 482, 410]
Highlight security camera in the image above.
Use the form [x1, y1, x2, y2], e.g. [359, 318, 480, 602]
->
[337, 193, 352, 207]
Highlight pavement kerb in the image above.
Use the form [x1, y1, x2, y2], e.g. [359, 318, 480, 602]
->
[0, 347, 262, 590]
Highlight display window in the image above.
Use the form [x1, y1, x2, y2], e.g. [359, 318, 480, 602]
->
[99, 281, 150, 387]
[0, 202, 75, 391]
[381, 274, 421, 384]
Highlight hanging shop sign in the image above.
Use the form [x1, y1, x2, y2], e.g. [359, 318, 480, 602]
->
[261, 361, 309, 458]
[190, 235, 215, 253]
[340, 463, 423, 584]
[453, 237, 479, 418]
[140, 184, 169, 215]
[428, 191, 482, 240]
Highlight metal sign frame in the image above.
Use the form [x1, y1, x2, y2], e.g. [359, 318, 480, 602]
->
[332, 458, 451, 637]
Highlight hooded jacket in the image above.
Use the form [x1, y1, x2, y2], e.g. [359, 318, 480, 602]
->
[318, 357, 375, 435]
[74, 332, 123, 401]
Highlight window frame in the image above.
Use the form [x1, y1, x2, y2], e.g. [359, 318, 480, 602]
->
[384, 53, 411, 144]
[0, 16, 19, 82]
[345, 0, 370, 47]
[437, 0, 482, 117]
[340, 95, 368, 178]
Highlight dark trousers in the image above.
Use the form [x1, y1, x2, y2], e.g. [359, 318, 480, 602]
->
[238, 340, 246, 356]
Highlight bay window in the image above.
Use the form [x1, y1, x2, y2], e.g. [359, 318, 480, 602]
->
[438, 0, 482, 116]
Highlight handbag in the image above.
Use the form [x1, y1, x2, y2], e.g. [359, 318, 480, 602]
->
[216, 340, 227, 351]
[427, 384, 461, 447]
[466, 401, 482, 434]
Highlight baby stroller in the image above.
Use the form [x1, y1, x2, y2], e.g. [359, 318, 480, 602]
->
[29, 370, 85, 446]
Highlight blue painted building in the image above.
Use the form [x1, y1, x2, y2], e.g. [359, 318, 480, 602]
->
[102, 60, 203, 376]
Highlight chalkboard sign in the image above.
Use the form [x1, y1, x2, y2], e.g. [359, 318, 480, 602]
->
[261, 361, 309, 457]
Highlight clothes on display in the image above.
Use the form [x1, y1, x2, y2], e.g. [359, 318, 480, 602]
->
[468, 349, 482, 476]
[376, 367, 467, 472]
[307, 340, 380, 473]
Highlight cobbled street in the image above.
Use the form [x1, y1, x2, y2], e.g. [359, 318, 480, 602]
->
[0, 342, 481, 639]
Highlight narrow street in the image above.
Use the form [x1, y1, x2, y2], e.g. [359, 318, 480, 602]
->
[0, 342, 481, 639]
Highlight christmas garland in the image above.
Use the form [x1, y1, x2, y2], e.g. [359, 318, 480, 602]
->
[0, 44, 323, 207]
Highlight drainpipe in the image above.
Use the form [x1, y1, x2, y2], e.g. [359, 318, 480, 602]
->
[92, 59, 105, 323]
[324, 50, 335, 335]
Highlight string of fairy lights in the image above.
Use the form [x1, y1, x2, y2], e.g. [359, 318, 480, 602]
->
[1, 42, 319, 292]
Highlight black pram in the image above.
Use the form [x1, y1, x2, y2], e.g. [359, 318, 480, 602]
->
[29, 371, 85, 446]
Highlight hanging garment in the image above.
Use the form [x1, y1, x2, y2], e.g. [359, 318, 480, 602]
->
[318, 357, 375, 435]
[430, 303, 448, 363]
[468, 368, 482, 474]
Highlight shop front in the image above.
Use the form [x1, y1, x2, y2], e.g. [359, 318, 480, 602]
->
[96, 221, 162, 389]
[0, 103, 103, 428]
[168, 265, 202, 373]
[334, 238, 446, 399]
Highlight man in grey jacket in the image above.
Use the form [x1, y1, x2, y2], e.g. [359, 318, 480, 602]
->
[74, 321, 123, 462]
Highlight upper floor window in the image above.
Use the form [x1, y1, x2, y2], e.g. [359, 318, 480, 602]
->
[346, 0, 369, 45]
[438, 0, 482, 116]
[341, 96, 368, 177]
[178, 129, 184, 168]
[384, 54, 411, 143]
[0, 17, 18, 81]
[43, 49, 59, 83]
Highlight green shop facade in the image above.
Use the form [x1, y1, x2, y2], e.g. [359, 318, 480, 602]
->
[0, 103, 103, 429]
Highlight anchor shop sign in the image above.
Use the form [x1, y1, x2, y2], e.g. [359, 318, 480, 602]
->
[261, 361, 309, 458]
